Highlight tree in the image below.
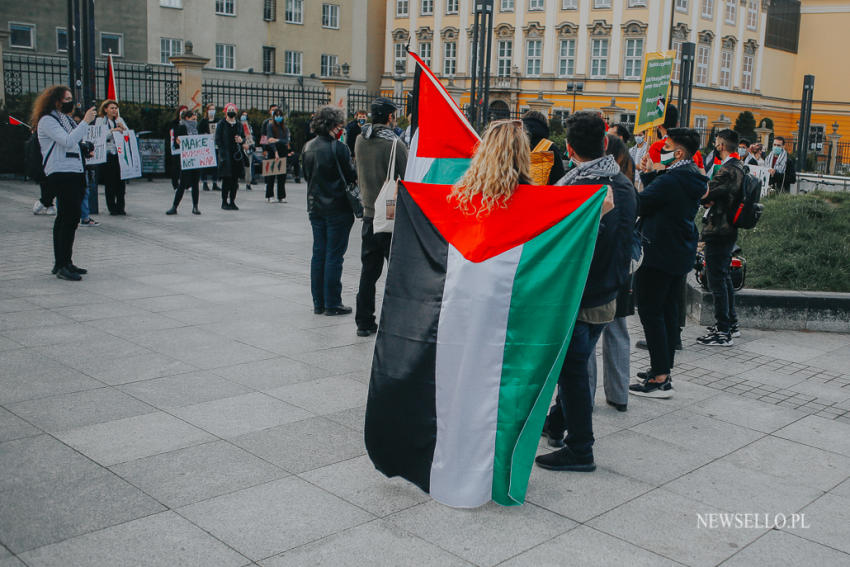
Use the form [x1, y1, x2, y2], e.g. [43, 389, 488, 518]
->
[734, 111, 757, 145]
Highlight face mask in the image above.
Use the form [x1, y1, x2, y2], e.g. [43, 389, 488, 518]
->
[226, 111, 236, 118]
[773, 146, 782, 155]
[208, 110, 215, 118]
[274, 116, 283, 123]
[358, 118, 366, 126]
[61, 101, 74, 114]
[634, 135, 644, 145]
[240, 115, 248, 122]
[660, 151, 676, 166]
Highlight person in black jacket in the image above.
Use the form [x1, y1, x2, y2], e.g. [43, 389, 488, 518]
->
[345, 109, 367, 162]
[301, 105, 356, 316]
[536, 112, 636, 473]
[167, 105, 187, 191]
[215, 102, 245, 210]
[198, 103, 220, 191]
[262, 108, 292, 203]
[166, 109, 201, 215]
[629, 128, 708, 398]
[522, 110, 565, 185]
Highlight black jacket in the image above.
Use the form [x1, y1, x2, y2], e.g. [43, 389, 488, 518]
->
[581, 172, 638, 309]
[701, 157, 744, 241]
[345, 120, 362, 158]
[302, 135, 356, 215]
[638, 163, 708, 275]
[215, 119, 244, 179]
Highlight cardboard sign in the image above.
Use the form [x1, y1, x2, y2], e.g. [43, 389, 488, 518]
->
[114, 129, 142, 180]
[140, 138, 166, 174]
[179, 134, 217, 170]
[634, 51, 675, 134]
[747, 165, 772, 197]
[85, 123, 109, 165]
[262, 157, 287, 177]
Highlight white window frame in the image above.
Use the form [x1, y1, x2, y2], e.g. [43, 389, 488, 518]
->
[56, 27, 68, 53]
[396, 0, 409, 16]
[719, 49, 732, 88]
[443, 41, 457, 76]
[501, 0, 515, 11]
[675, 0, 688, 11]
[421, 0, 433, 15]
[446, 0, 459, 14]
[724, 0, 736, 24]
[593, 0, 612, 8]
[284, 50, 302, 75]
[100, 32, 123, 57]
[285, 0, 304, 23]
[215, 43, 235, 70]
[623, 37, 643, 79]
[741, 53, 753, 92]
[9, 22, 35, 50]
[696, 44, 710, 86]
[701, 0, 714, 19]
[419, 41, 432, 67]
[160, 0, 182, 8]
[526, 39, 542, 76]
[694, 115, 708, 145]
[322, 4, 339, 29]
[671, 40, 682, 81]
[562, 0, 577, 8]
[215, 0, 235, 16]
[160, 37, 183, 64]
[747, 0, 758, 30]
[629, 0, 647, 7]
[529, 0, 545, 11]
[558, 38, 576, 77]
[321, 54, 339, 77]
[497, 40, 513, 77]
[394, 43, 407, 74]
[590, 38, 609, 78]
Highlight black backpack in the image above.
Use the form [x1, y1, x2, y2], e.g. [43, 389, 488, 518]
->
[731, 163, 764, 229]
[24, 114, 61, 182]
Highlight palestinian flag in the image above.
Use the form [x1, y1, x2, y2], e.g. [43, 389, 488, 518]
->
[365, 51, 607, 508]
[8, 116, 27, 127]
[106, 53, 118, 101]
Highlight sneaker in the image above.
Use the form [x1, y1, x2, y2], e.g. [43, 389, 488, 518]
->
[730, 323, 741, 338]
[246, 184, 252, 191]
[697, 331, 733, 347]
[192, 207, 201, 215]
[635, 339, 648, 350]
[540, 417, 566, 448]
[56, 266, 81, 281]
[229, 203, 239, 210]
[606, 399, 628, 412]
[636, 369, 654, 381]
[324, 305, 353, 316]
[80, 218, 100, 226]
[356, 324, 378, 337]
[166, 208, 177, 215]
[629, 376, 674, 398]
[535, 446, 596, 472]
[33, 200, 48, 215]
[278, 198, 287, 203]
[221, 203, 230, 210]
[46, 205, 57, 215]
[203, 183, 210, 191]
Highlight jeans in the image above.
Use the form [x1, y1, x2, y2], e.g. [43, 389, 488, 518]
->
[636, 265, 684, 375]
[48, 172, 85, 267]
[704, 236, 738, 332]
[588, 316, 630, 406]
[310, 211, 354, 310]
[546, 321, 607, 459]
[355, 218, 392, 329]
[81, 170, 97, 221]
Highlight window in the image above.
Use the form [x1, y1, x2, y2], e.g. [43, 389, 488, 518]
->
[9, 23, 35, 49]
[558, 39, 575, 77]
[553, 109, 570, 123]
[629, 0, 647, 7]
[623, 38, 643, 79]
[263, 46, 276, 73]
[100, 33, 122, 56]
[590, 38, 608, 77]
[322, 4, 339, 28]
[501, 0, 514, 10]
[443, 41, 457, 76]
[264, 0, 276, 21]
[284, 50, 302, 75]
[701, 0, 714, 18]
[765, 0, 800, 53]
[593, 0, 612, 8]
[56, 28, 68, 52]
[724, 0, 736, 24]
[160, 37, 183, 64]
[675, 0, 687, 11]
[419, 42, 432, 67]
[620, 112, 636, 125]
[719, 49, 732, 88]
[526, 40, 542, 76]
[285, 0, 304, 23]
[215, 0, 235, 15]
[529, 0, 544, 10]
[321, 54, 339, 76]
[562, 0, 577, 8]
[741, 53, 753, 92]
[695, 115, 708, 145]
[671, 40, 682, 81]
[421, 0, 433, 15]
[446, 0, 459, 13]
[696, 44, 710, 85]
[394, 43, 407, 74]
[497, 40, 513, 77]
[160, 0, 182, 7]
[215, 43, 235, 70]
[397, 0, 409, 16]
[747, 0, 758, 30]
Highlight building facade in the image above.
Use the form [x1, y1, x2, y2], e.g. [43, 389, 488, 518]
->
[382, 0, 850, 140]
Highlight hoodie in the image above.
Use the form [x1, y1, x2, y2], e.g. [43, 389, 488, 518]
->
[354, 124, 408, 218]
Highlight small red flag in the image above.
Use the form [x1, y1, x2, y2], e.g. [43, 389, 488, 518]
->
[106, 53, 118, 101]
[8, 116, 27, 127]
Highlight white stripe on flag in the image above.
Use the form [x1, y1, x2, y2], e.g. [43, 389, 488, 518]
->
[403, 130, 434, 183]
[431, 244, 522, 508]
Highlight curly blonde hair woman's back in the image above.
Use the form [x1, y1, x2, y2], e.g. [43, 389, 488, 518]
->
[450, 119, 531, 216]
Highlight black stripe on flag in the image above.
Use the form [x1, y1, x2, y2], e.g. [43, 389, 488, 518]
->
[365, 183, 448, 493]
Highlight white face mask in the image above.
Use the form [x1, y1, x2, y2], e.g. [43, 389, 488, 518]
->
[634, 135, 644, 145]
[208, 110, 215, 118]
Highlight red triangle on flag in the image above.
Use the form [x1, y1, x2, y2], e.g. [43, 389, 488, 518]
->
[8, 116, 26, 127]
[107, 54, 118, 101]
[402, 181, 604, 263]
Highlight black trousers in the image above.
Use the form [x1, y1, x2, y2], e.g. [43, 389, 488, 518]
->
[102, 153, 126, 214]
[169, 154, 181, 189]
[636, 265, 684, 375]
[265, 174, 286, 200]
[704, 236, 738, 332]
[355, 218, 392, 329]
[48, 172, 85, 268]
[173, 169, 200, 209]
[221, 176, 238, 204]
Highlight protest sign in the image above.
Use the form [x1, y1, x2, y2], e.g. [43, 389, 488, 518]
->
[140, 138, 166, 174]
[262, 157, 287, 177]
[634, 51, 675, 134]
[747, 165, 772, 197]
[85, 122, 109, 165]
[114, 129, 142, 180]
[179, 134, 217, 170]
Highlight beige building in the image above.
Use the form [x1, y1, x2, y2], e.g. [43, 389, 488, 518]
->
[382, 0, 850, 141]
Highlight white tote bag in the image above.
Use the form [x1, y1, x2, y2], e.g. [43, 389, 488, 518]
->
[373, 139, 399, 234]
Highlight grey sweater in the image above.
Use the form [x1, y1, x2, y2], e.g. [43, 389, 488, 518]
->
[354, 124, 408, 218]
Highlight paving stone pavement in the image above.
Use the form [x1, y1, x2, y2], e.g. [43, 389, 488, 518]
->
[1, 178, 849, 567]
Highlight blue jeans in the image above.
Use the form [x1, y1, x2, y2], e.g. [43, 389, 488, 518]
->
[309, 211, 354, 310]
[81, 170, 97, 221]
[704, 236, 738, 332]
[546, 321, 607, 459]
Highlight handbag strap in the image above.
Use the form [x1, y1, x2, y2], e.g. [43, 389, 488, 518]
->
[384, 138, 398, 184]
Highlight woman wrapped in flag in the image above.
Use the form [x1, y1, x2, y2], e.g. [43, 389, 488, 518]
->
[365, 116, 614, 508]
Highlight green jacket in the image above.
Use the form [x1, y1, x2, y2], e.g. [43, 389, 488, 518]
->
[354, 124, 408, 218]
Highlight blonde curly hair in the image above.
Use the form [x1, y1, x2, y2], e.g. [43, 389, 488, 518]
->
[450, 120, 530, 216]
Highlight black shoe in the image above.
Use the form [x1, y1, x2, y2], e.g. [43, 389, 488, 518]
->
[540, 418, 566, 448]
[636, 368, 655, 381]
[51, 264, 59, 275]
[246, 184, 252, 191]
[356, 323, 378, 337]
[606, 399, 628, 412]
[696, 331, 733, 347]
[192, 207, 201, 215]
[629, 376, 674, 398]
[166, 208, 177, 215]
[730, 323, 741, 338]
[294, 178, 301, 183]
[66, 263, 87, 275]
[313, 307, 325, 315]
[56, 266, 81, 281]
[229, 203, 239, 210]
[324, 305, 353, 316]
[221, 202, 230, 210]
[213, 184, 220, 191]
[535, 446, 596, 472]
[203, 183, 210, 191]
[674, 341, 683, 351]
[636, 339, 648, 350]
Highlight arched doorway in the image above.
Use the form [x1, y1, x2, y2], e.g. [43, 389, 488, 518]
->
[489, 100, 510, 121]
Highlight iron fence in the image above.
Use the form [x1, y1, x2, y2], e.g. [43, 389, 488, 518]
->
[347, 89, 407, 118]
[202, 79, 330, 114]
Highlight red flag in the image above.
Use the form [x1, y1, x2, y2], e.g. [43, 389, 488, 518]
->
[106, 53, 118, 101]
[8, 116, 28, 127]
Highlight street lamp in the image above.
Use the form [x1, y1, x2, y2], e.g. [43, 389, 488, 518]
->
[341, 62, 350, 77]
[566, 81, 584, 114]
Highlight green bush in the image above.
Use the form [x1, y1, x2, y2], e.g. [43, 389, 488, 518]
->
[737, 191, 850, 292]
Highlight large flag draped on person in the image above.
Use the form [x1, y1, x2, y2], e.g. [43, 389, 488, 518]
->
[364, 50, 608, 508]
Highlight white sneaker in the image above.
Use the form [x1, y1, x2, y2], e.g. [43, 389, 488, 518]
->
[46, 206, 57, 215]
[33, 201, 47, 215]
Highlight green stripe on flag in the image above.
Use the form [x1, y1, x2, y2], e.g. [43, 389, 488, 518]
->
[491, 187, 607, 506]
[421, 158, 471, 185]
